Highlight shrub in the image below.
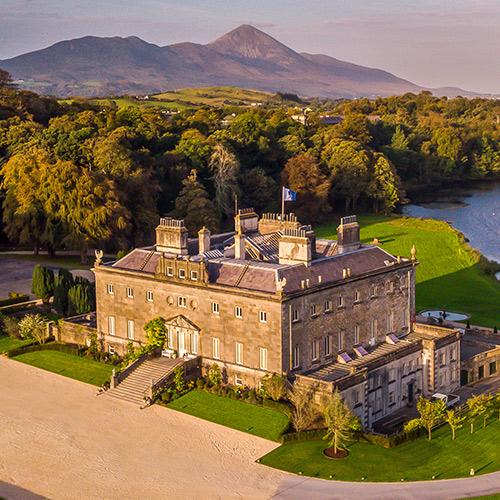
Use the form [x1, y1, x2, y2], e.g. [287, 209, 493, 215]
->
[261, 373, 287, 401]
[144, 317, 167, 349]
[18, 314, 48, 344]
[196, 378, 206, 390]
[31, 265, 55, 304]
[173, 366, 186, 394]
[1, 314, 21, 338]
[208, 363, 222, 387]
[161, 391, 172, 403]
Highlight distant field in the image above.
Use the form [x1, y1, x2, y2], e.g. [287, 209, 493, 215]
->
[317, 215, 500, 328]
[60, 86, 276, 110]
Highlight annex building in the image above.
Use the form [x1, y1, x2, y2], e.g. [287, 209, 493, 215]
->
[89, 210, 460, 429]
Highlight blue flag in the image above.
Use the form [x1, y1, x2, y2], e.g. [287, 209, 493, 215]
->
[283, 187, 297, 202]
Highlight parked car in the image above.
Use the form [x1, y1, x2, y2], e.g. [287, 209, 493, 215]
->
[431, 392, 460, 408]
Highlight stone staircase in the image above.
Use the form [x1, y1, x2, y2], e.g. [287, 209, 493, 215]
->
[106, 356, 183, 406]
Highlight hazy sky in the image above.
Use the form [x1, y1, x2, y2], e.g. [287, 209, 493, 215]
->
[1, 0, 499, 93]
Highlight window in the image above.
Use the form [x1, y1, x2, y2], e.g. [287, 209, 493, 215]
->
[167, 328, 173, 348]
[387, 281, 394, 293]
[354, 290, 361, 303]
[389, 392, 395, 405]
[234, 306, 243, 319]
[178, 269, 186, 279]
[234, 375, 243, 386]
[259, 311, 267, 323]
[167, 267, 174, 277]
[439, 352, 446, 366]
[450, 348, 456, 361]
[324, 300, 333, 312]
[402, 308, 408, 328]
[387, 311, 394, 333]
[324, 335, 334, 356]
[292, 345, 300, 368]
[310, 304, 318, 317]
[126, 287, 134, 299]
[106, 283, 114, 295]
[489, 361, 497, 375]
[354, 325, 360, 345]
[311, 339, 320, 361]
[352, 390, 359, 405]
[146, 290, 154, 302]
[337, 296, 344, 308]
[235, 342, 243, 364]
[292, 309, 300, 322]
[370, 285, 377, 298]
[108, 316, 115, 336]
[178, 296, 187, 308]
[259, 347, 268, 370]
[212, 302, 220, 314]
[108, 345, 116, 355]
[338, 330, 344, 351]
[127, 320, 135, 340]
[212, 338, 220, 359]
[370, 319, 377, 342]
[190, 270, 198, 281]
[192, 334, 199, 354]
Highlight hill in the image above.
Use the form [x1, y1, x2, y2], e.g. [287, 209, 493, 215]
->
[0, 25, 478, 98]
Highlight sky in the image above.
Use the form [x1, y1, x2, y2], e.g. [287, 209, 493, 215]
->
[0, 0, 499, 93]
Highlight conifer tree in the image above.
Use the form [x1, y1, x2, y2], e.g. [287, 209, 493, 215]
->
[391, 125, 409, 150]
[67, 282, 94, 316]
[174, 169, 219, 235]
[52, 268, 74, 315]
[367, 153, 402, 213]
[31, 265, 55, 304]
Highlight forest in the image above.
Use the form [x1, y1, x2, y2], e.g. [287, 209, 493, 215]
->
[0, 68, 499, 260]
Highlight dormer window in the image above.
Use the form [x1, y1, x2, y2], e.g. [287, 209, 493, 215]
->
[167, 267, 174, 277]
[190, 270, 198, 281]
[178, 269, 186, 279]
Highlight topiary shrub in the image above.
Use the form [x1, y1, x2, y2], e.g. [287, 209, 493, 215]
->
[31, 265, 55, 304]
[53, 268, 74, 315]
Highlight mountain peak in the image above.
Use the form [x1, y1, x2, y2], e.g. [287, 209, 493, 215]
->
[207, 24, 299, 61]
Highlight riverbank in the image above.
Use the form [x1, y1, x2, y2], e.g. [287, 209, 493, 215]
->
[317, 214, 500, 328]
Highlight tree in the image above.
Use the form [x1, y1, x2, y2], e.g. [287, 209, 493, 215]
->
[323, 139, 370, 211]
[322, 389, 360, 456]
[67, 282, 95, 316]
[18, 314, 48, 344]
[261, 373, 287, 401]
[144, 317, 167, 349]
[288, 385, 317, 432]
[444, 409, 465, 440]
[0, 69, 13, 88]
[53, 268, 74, 315]
[391, 125, 409, 150]
[174, 169, 219, 235]
[412, 396, 446, 441]
[31, 265, 55, 304]
[367, 153, 402, 213]
[467, 394, 490, 433]
[282, 152, 331, 223]
[208, 143, 240, 219]
[240, 168, 277, 212]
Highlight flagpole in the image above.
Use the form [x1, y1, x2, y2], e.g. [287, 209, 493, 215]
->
[281, 186, 285, 220]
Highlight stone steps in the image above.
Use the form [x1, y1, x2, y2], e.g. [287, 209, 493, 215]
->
[106, 356, 183, 406]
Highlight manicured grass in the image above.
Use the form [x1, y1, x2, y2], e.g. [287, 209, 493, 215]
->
[167, 390, 290, 442]
[316, 215, 500, 327]
[260, 418, 500, 481]
[0, 253, 90, 270]
[0, 335, 33, 354]
[12, 350, 113, 386]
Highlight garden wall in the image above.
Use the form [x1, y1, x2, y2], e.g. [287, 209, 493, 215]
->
[55, 315, 96, 347]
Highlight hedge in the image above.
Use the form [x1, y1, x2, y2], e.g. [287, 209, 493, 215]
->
[0, 294, 30, 307]
[6, 341, 82, 358]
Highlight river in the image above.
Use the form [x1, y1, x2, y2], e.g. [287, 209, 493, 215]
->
[403, 181, 500, 271]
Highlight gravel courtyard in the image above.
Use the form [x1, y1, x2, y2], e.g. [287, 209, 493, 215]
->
[1, 358, 499, 499]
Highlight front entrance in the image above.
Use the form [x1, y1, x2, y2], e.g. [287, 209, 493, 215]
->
[164, 315, 200, 358]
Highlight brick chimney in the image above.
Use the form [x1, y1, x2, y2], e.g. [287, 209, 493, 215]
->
[337, 215, 361, 254]
[198, 226, 211, 254]
[155, 218, 188, 255]
[278, 227, 313, 267]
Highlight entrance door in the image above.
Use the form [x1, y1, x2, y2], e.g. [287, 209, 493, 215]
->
[460, 369, 469, 386]
[178, 328, 187, 357]
[407, 382, 414, 404]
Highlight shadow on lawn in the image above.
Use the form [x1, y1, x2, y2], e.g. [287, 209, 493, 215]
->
[0, 481, 47, 500]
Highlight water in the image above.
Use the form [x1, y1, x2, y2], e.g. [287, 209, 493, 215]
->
[403, 182, 500, 272]
[420, 310, 470, 322]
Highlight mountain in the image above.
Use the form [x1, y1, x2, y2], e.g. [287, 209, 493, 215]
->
[0, 24, 478, 98]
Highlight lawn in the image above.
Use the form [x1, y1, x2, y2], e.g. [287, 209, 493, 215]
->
[316, 215, 500, 328]
[0, 252, 90, 270]
[167, 390, 290, 442]
[0, 335, 33, 354]
[259, 418, 500, 482]
[12, 350, 113, 386]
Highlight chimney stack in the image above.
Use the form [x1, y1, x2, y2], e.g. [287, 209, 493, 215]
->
[234, 208, 258, 234]
[337, 215, 361, 254]
[234, 232, 246, 260]
[278, 227, 313, 267]
[198, 226, 211, 255]
[155, 218, 188, 255]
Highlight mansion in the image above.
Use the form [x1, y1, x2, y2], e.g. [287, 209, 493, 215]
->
[89, 210, 460, 429]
